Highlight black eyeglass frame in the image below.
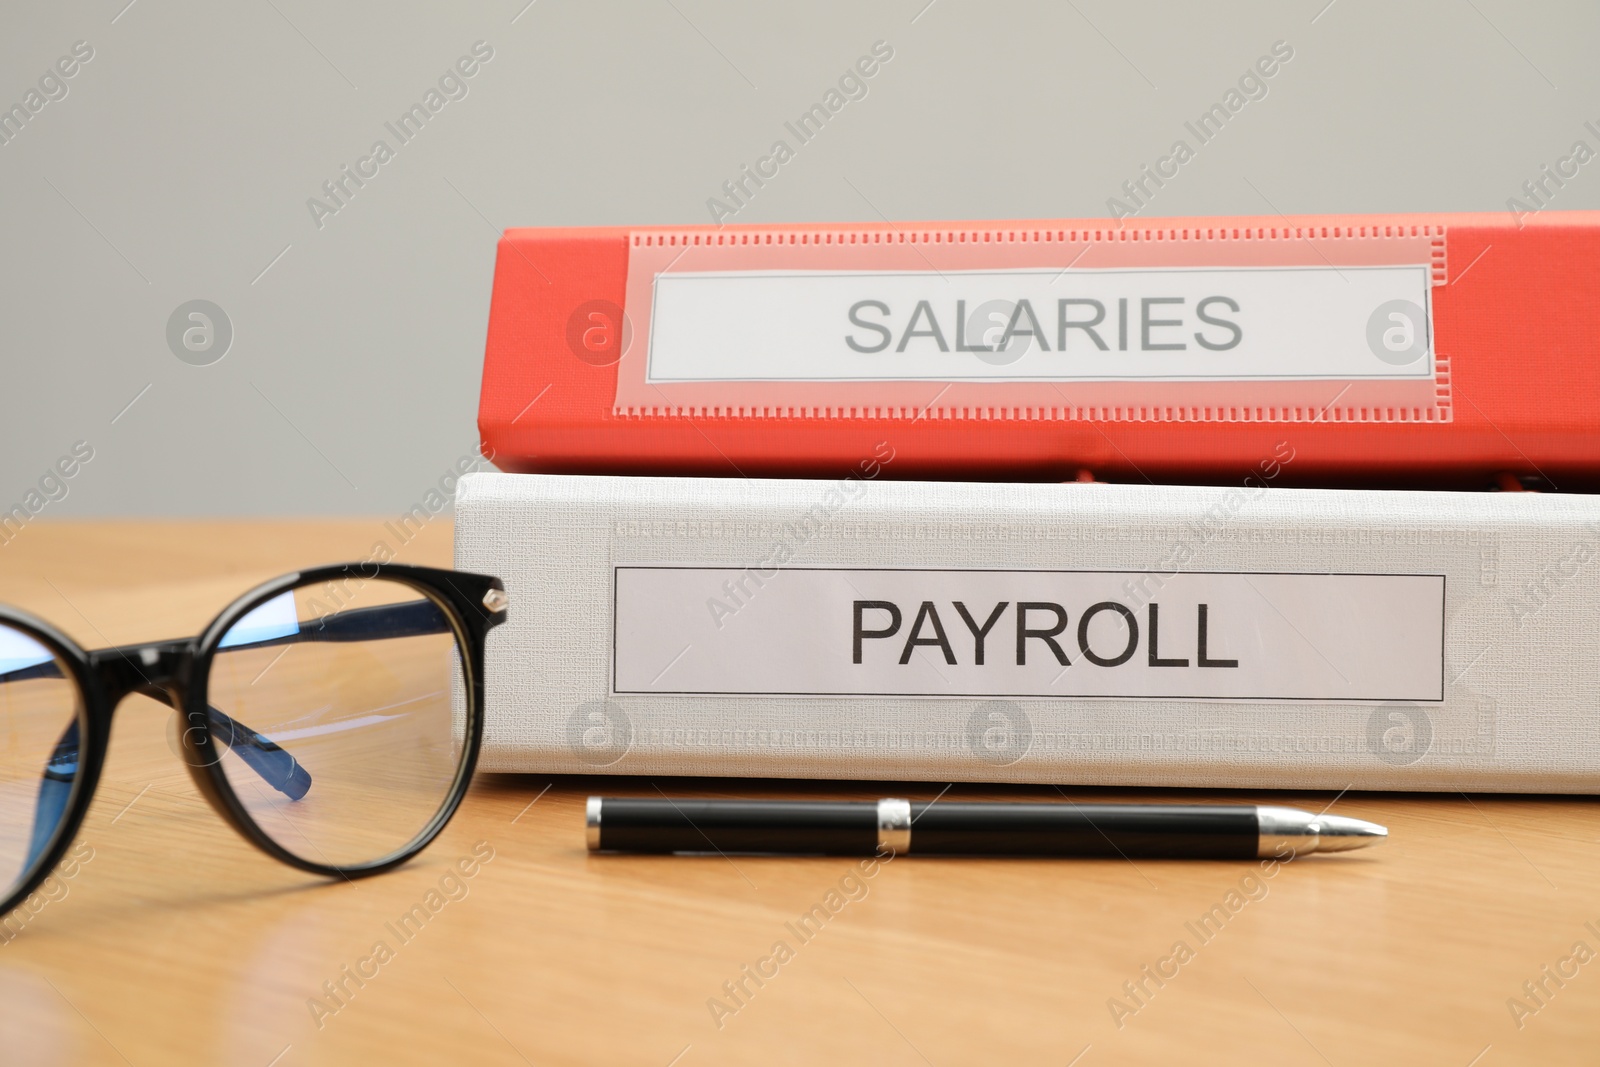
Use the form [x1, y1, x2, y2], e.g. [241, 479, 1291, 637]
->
[0, 561, 506, 919]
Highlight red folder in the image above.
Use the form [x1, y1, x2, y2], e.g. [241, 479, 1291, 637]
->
[478, 213, 1600, 489]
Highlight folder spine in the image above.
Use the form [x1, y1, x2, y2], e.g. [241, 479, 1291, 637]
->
[479, 212, 1600, 489]
[457, 472, 1600, 793]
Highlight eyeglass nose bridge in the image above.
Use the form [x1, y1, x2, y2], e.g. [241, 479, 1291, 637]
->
[88, 639, 197, 711]
[77, 638, 287, 829]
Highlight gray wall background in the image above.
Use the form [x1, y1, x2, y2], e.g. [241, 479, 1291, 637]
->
[2, 0, 1597, 516]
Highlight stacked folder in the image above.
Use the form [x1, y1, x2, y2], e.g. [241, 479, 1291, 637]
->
[457, 213, 1600, 792]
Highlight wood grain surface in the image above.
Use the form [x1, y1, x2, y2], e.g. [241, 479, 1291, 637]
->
[1, 521, 1598, 1066]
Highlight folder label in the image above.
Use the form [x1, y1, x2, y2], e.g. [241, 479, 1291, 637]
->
[612, 567, 1446, 702]
[645, 266, 1433, 385]
[613, 226, 1448, 422]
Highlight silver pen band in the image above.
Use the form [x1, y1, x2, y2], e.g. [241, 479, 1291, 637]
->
[585, 796, 602, 850]
[876, 797, 912, 854]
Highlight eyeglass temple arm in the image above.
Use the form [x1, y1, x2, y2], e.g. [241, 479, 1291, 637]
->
[24, 721, 80, 872]
[220, 598, 454, 652]
[194, 601, 457, 799]
[192, 599, 451, 800]
[204, 705, 311, 800]
[187, 600, 451, 800]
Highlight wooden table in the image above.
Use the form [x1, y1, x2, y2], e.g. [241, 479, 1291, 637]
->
[2, 522, 1598, 1065]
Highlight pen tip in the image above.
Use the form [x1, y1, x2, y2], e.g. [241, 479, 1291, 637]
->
[1314, 814, 1388, 852]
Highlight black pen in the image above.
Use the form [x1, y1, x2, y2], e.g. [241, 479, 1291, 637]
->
[585, 798, 1387, 859]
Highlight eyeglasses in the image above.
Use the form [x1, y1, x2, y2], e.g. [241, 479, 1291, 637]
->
[0, 562, 506, 919]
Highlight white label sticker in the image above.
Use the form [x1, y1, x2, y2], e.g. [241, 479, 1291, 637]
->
[613, 568, 1445, 701]
[646, 266, 1433, 383]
